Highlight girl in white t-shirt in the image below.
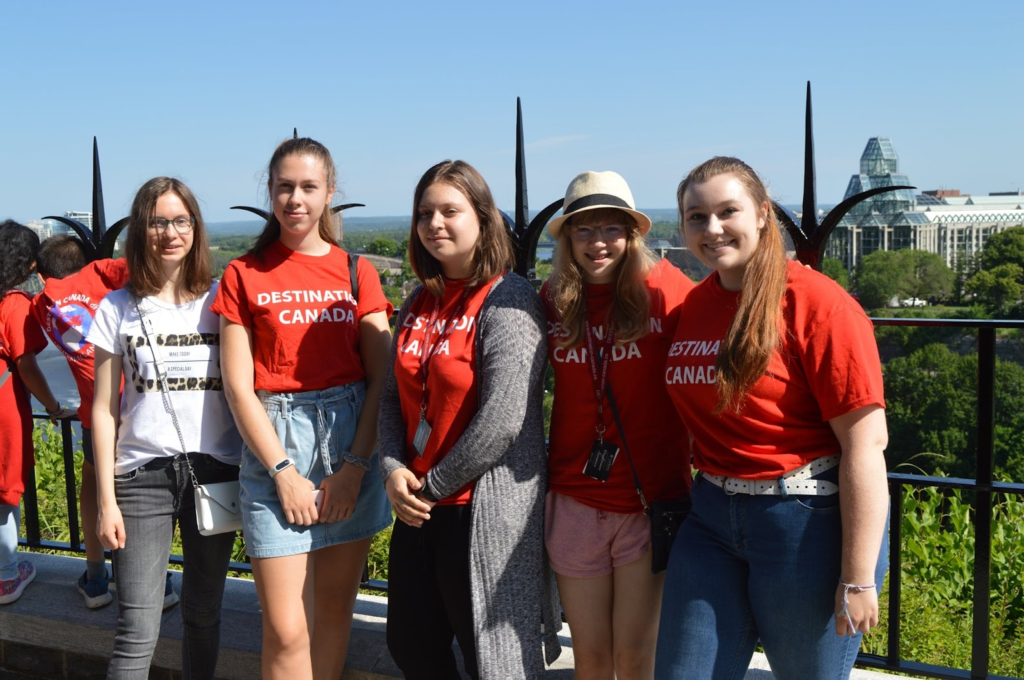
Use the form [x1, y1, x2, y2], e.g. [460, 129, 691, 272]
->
[89, 177, 242, 679]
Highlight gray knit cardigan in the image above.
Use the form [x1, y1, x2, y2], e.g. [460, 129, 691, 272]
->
[378, 273, 562, 679]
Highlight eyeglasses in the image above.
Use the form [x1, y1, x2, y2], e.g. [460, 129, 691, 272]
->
[148, 216, 195, 234]
[569, 224, 626, 242]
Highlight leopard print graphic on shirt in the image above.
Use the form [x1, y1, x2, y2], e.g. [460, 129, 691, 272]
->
[126, 333, 224, 393]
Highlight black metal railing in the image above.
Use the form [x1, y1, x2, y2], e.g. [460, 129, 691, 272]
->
[19, 414, 388, 593]
[854, 317, 1024, 680]
[18, 316, 1024, 679]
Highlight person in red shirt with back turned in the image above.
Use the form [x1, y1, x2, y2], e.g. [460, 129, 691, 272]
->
[0, 221, 74, 607]
[542, 171, 694, 680]
[655, 157, 889, 680]
[32, 234, 129, 610]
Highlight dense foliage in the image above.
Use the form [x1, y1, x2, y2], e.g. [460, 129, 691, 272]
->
[855, 249, 955, 309]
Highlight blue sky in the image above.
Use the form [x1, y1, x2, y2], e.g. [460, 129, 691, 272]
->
[1, 0, 1021, 223]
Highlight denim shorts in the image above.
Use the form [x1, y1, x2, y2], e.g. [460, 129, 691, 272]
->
[240, 381, 393, 558]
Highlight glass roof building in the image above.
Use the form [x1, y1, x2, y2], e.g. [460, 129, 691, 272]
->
[825, 137, 1024, 271]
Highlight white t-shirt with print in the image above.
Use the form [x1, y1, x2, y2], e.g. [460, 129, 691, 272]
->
[87, 284, 242, 475]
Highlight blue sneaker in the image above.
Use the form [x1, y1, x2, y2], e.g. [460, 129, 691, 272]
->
[0, 561, 36, 605]
[77, 570, 113, 609]
[163, 572, 178, 609]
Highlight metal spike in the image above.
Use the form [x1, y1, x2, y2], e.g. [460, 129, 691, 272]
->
[92, 137, 107, 241]
[802, 82, 817, 234]
[515, 97, 528, 236]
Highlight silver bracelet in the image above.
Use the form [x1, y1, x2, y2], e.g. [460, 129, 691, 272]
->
[342, 451, 371, 471]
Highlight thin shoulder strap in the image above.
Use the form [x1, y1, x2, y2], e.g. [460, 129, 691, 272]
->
[603, 364, 649, 513]
[349, 253, 360, 303]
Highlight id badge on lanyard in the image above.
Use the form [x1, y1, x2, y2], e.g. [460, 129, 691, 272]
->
[581, 319, 619, 482]
[412, 289, 471, 457]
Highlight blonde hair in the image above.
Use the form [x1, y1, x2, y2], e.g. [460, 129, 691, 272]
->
[547, 207, 657, 347]
[678, 157, 786, 413]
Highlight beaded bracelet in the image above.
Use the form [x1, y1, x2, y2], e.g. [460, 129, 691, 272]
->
[838, 581, 876, 634]
[342, 451, 371, 472]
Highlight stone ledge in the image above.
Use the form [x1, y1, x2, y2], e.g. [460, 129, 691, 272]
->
[1, 553, 894, 679]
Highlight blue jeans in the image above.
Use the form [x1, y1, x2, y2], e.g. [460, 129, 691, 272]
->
[655, 473, 888, 680]
[0, 504, 19, 580]
[108, 454, 238, 680]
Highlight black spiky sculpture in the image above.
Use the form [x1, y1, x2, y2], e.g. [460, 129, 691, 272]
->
[43, 138, 129, 261]
[774, 82, 915, 269]
[501, 98, 564, 279]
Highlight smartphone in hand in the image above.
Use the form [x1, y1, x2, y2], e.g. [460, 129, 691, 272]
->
[312, 489, 324, 512]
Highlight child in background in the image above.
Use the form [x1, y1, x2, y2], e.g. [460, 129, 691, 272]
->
[0, 220, 73, 606]
[32, 235, 131, 609]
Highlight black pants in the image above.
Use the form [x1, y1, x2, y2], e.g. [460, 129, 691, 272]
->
[386, 504, 478, 680]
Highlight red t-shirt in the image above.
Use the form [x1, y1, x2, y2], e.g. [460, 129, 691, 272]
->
[211, 242, 393, 392]
[31, 259, 129, 428]
[544, 259, 695, 513]
[0, 291, 48, 503]
[665, 260, 885, 479]
[394, 278, 497, 505]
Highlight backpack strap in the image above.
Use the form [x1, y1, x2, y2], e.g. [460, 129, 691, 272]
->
[349, 253, 360, 303]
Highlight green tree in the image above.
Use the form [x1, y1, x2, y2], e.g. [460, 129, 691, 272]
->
[367, 237, 398, 257]
[899, 249, 954, 304]
[855, 250, 903, 309]
[966, 264, 1024, 316]
[952, 248, 982, 305]
[884, 344, 1024, 479]
[855, 249, 954, 308]
[982, 226, 1024, 276]
[821, 257, 849, 290]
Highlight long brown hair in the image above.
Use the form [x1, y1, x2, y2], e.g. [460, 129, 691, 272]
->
[408, 160, 514, 297]
[548, 208, 656, 347]
[125, 177, 212, 298]
[677, 157, 787, 412]
[250, 137, 339, 258]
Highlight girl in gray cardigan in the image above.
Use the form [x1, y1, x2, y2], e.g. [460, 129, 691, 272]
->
[378, 160, 561, 679]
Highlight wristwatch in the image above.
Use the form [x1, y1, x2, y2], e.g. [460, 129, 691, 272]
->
[418, 484, 439, 504]
[268, 458, 295, 478]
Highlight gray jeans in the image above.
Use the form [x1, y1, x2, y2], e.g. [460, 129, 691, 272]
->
[108, 454, 238, 680]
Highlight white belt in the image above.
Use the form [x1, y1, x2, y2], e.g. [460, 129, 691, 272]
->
[701, 454, 840, 497]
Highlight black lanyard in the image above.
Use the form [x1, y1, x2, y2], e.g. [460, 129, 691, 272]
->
[416, 287, 472, 412]
[584, 318, 615, 441]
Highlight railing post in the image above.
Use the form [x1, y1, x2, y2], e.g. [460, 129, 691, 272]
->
[61, 419, 81, 550]
[887, 479, 903, 667]
[22, 467, 41, 545]
[971, 327, 996, 679]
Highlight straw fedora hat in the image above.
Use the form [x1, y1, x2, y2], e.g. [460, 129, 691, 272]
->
[546, 171, 652, 239]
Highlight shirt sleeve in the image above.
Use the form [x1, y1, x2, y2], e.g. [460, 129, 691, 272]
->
[798, 306, 886, 421]
[1, 293, 47, 360]
[209, 261, 253, 327]
[95, 259, 130, 290]
[355, 255, 394, 320]
[86, 293, 126, 357]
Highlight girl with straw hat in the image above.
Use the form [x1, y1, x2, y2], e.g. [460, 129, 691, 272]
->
[542, 171, 694, 679]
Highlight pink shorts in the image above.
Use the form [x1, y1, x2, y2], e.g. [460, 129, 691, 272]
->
[544, 490, 650, 578]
